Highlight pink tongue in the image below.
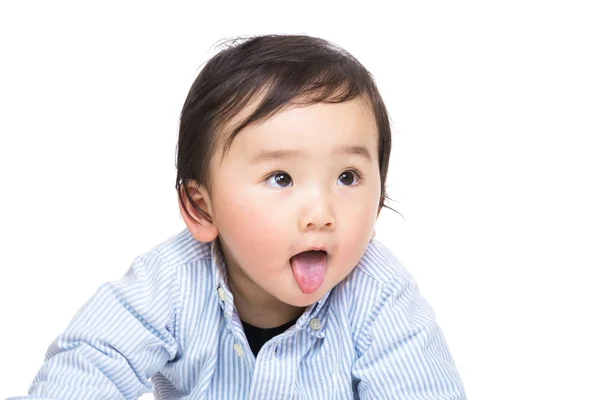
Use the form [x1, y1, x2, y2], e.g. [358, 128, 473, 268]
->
[290, 250, 327, 294]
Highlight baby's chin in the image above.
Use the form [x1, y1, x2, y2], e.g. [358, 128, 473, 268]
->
[282, 296, 321, 308]
[276, 281, 335, 308]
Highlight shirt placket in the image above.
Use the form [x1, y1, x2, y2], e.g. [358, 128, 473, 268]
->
[215, 280, 257, 373]
[246, 303, 329, 399]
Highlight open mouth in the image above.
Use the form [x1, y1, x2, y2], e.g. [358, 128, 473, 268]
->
[290, 250, 328, 294]
[292, 249, 327, 259]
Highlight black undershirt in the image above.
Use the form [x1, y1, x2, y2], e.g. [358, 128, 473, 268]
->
[241, 318, 297, 357]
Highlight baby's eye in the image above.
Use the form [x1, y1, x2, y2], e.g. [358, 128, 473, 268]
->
[337, 170, 360, 186]
[266, 172, 293, 188]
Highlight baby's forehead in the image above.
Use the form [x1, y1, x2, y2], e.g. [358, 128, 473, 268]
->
[208, 98, 378, 173]
[216, 94, 376, 150]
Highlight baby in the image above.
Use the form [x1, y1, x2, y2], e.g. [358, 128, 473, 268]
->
[9, 34, 466, 399]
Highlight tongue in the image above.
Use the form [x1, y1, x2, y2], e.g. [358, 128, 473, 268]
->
[290, 250, 327, 294]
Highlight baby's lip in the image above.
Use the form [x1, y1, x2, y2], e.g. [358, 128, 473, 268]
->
[306, 246, 328, 253]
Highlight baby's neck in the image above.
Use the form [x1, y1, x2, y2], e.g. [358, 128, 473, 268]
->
[229, 276, 305, 329]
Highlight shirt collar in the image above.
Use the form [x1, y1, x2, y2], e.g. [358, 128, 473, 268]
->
[211, 238, 228, 288]
[210, 238, 331, 337]
[211, 239, 234, 320]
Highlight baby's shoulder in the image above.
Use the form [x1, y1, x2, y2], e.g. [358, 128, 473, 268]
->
[329, 241, 414, 341]
[145, 228, 211, 267]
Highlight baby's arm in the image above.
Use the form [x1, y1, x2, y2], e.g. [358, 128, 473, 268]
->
[352, 270, 466, 399]
[7, 250, 179, 399]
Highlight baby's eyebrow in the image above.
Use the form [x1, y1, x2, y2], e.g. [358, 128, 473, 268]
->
[250, 149, 301, 164]
[250, 145, 372, 164]
[336, 145, 372, 161]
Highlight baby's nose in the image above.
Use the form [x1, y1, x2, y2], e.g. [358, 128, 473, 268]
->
[298, 195, 336, 232]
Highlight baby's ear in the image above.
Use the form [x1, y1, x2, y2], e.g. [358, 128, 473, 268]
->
[178, 181, 218, 242]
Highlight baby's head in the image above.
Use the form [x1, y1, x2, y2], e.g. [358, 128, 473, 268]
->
[176, 35, 392, 307]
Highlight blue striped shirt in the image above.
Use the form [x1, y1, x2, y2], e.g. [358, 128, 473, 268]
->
[9, 229, 466, 399]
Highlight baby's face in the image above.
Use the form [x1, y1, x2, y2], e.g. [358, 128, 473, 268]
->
[208, 97, 381, 307]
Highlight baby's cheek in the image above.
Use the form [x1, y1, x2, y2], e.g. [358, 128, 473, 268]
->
[341, 234, 367, 265]
[226, 198, 281, 249]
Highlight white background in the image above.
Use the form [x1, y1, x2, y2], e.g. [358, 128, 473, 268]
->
[1, 1, 599, 399]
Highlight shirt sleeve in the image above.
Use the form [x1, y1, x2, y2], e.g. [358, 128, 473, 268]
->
[8, 250, 179, 400]
[352, 271, 466, 399]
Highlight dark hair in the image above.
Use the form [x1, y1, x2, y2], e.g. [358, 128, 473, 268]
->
[176, 34, 396, 224]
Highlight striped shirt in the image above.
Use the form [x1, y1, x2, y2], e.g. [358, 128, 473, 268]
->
[9, 228, 466, 399]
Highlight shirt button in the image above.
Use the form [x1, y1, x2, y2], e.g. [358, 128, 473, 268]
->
[309, 318, 322, 331]
[233, 343, 243, 357]
[217, 287, 226, 301]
